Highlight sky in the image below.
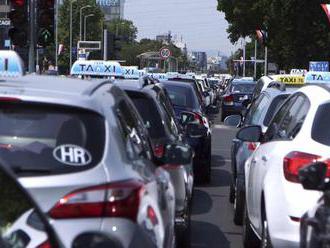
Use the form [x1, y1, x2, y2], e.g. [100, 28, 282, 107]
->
[124, 0, 237, 56]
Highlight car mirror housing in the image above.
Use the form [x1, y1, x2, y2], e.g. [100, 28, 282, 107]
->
[298, 162, 328, 191]
[224, 115, 241, 127]
[180, 111, 196, 126]
[236, 125, 262, 142]
[163, 144, 193, 165]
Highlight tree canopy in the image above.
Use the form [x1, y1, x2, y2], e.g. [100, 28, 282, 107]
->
[218, 0, 330, 70]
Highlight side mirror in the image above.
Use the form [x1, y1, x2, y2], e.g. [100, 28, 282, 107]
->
[224, 115, 241, 127]
[298, 162, 327, 191]
[186, 122, 207, 138]
[164, 144, 193, 165]
[72, 232, 123, 248]
[180, 111, 196, 126]
[236, 125, 262, 142]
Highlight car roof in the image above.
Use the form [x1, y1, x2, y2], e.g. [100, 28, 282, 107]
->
[161, 80, 195, 88]
[262, 86, 298, 98]
[114, 79, 162, 99]
[0, 75, 116, 113]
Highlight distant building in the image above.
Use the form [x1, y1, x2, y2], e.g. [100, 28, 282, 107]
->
[96, 0, 125, 21]
[0, 0, 10, 49]
[156, 31, 172, 44]
[191, 51, 207, 72]
[172, 36, 187, 56]
[207, 56, 228, 72]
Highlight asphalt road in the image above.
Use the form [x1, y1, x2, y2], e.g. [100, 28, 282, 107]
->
[191, 113, 243, 248]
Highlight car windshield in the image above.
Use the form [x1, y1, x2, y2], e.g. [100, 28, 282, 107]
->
[162, 84, 198, 109]
[231, 83, 256, 93]
[0, 103, 105, 177]
[263, 95, 289, 126]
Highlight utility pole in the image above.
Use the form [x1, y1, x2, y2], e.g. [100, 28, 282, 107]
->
[103, 29, 107, 60]
[55, 0, 58, 70]
[254, 40, 257, 79]
[28, 0, 36, 73]
[69, 0, 76, 71]
[242, 38, 246, 77]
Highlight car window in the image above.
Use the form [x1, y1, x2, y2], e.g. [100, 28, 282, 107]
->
[163, 84, 198, 109]
[0, 168, 54, 247]
[264, 95, 297, 141]
[244, 95, 270, 125]
[263, 94, 289, 127]
[312, 102, 330, 146]
[230, 84, 256, 93]
[0, 103, 105, 177]
[278, 95, 309, 139]
[252, 80, 264, 100]
[116, 100, 152, 160]
[158, 93, 180, 138]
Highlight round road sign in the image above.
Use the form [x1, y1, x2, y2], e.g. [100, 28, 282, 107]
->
[160, 47, 172, 59]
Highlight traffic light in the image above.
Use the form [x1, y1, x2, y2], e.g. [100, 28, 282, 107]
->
[37, 0, 55, 47]
[8, 0, 29, 47]
[107, 32, 122, 59]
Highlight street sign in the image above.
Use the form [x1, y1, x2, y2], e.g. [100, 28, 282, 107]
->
[160, 47, 172, 59]
[78, 41, 101, 51]
[309, 61, 329, 72]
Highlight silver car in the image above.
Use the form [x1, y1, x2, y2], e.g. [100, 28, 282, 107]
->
[0, 75, 177, 248]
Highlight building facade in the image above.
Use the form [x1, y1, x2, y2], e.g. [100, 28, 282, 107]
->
[96, 0, 125, 21]
[191, 51, 207, 72]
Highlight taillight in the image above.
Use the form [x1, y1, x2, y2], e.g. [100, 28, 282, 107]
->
[283, 152, 321, 183]
[247, 142, 257, 151]
[147, 206, 158, 226]
[193, 112, 204, 125]
[153, 144, 164, 158]
[162, 164, 181, 170]
[49, 179, 143, 221]
[37, 241, 52, 248]
[0, 97, 21, 102]
[223, 95, 234, 105]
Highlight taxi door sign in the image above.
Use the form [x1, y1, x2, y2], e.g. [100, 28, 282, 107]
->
[273, 75, 305, 85]
[305, 72, 330, 84]
[0, 51, 24, 77]
[122, 66, 139, 79]
[70, 60, 123, 77]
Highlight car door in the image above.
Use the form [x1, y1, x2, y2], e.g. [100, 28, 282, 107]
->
[247, 95, 297, 227]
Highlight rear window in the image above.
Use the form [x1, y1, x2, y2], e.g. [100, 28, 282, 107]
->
[231, 83, 256, 93]
[128, 93, 166, 139]
[0, 103, 105, 177]
[163, 84, 197, 109]
[263, 95, 289, 126]
[312, 103, 330, 146]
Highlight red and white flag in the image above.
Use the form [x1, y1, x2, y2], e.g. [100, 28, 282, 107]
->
[321, 4, 330, 24]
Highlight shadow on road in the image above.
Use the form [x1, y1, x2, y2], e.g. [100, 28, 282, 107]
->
[191, 189, 213, 215]
[212, 155, 227, 168]
[197, 168, 231, 188]
[191, 220, 230, 248]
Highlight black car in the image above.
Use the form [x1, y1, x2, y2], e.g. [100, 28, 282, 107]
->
[114, 78, 195, 247]
[221, 78, 256, 121]
[161, 80, 212, 183]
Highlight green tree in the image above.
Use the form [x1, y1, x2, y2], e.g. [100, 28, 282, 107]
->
[218, 0, 330, 70]
[58, 0, 104, 74]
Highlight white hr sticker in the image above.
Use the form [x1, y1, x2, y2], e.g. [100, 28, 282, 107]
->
[53, 144, 92, 166]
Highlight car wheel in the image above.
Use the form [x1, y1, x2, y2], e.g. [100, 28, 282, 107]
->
[261, 210, 272, 248]
[243, 205, 260, 248]
[221, 112, 227, 122]
[233, 179, 245, 225]
[176, 206, 191, 248]
[229, 180, 235, 203]
[203, 145, 212, 183]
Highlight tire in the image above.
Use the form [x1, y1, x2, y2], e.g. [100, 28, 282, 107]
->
[261, 210, 272, 248]
[221, 112, 227, 122]
[229, 180, 235, 203]
[176, 206, 191, 248]
[243, 206, 260, 248]
[233, 178, 245, 225]
[202, 143, 212, 184]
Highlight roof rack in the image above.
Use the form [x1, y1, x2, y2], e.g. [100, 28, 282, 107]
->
[267, 81, 286, 91]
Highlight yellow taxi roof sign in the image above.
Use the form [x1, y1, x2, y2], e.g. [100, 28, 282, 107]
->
[272, 74, 305, 85]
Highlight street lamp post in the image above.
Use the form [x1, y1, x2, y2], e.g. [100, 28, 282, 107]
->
[84, 14, 94, 41]
[80, 5, 91, 41]
[69, 0, 77, 71]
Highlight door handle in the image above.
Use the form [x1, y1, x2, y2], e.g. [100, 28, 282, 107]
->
[262, 155, 268, 162]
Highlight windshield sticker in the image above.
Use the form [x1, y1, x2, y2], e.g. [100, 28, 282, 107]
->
[53, 144, 92, 166]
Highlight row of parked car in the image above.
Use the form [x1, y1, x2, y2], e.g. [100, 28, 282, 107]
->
[224, 72, 330, 248]
[0, 51, 225, 248]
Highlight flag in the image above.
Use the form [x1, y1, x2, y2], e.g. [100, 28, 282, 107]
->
[321, 4, 330, 24]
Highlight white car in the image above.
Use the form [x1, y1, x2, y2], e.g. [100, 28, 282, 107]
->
[239, 84, 330, 247]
